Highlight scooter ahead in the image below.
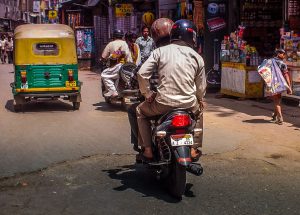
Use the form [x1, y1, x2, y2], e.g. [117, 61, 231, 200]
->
[101, 62, 141, 110]
[143, 108, 203, 198]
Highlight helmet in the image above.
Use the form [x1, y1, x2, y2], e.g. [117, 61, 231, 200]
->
[113, 29, 124, 39]
[275, 48, 286, 55]
[125, 31, 137, 43]
[151, 18, 174, 45]
[170, 19, 198, 48]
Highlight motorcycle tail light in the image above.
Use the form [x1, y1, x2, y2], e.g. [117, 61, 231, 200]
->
[172, 114, 191, 128]
[20, 71, 27, 83]
[68, 70, 74, 81]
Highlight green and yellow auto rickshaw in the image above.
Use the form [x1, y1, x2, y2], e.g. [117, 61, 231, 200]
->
[11, 24, 82, 111]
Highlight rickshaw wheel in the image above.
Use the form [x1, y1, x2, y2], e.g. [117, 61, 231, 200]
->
[73, 102, 80, 110]
[14, 104, 23, 112]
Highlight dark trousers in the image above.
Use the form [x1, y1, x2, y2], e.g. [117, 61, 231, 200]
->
[7, 51, 13, 64]
[127, 103, 140, 146]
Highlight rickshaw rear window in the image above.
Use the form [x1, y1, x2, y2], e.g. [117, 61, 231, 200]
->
[33, 43, 59, 56]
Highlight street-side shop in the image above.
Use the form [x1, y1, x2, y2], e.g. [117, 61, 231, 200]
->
[60, 0, 109, 69]
[110, 0, 157, 35]
[217, 0, 300, 100]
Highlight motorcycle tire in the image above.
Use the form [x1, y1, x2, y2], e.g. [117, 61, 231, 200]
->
[166, 162, 187, 198]
[104, 97, 111, 104]
[72, 102, 80, 110]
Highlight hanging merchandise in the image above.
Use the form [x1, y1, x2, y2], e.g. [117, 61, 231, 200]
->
[142, 12, 155, 27]
[206, 1, 226, 32]
[193, 0, 204, 30]
[181, 1, 187, 18]
[186, 1, 193, 21]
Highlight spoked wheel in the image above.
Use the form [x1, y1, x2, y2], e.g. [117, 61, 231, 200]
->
[72, 102, 80, 110]
[166, 162, 187, 199]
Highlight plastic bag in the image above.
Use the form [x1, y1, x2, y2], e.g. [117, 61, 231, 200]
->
[257, 58, 288, 96]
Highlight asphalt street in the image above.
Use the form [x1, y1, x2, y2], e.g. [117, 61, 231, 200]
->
[0, 64, 300, 214]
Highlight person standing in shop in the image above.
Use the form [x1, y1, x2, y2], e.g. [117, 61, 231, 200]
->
[135, 26, 155, 63]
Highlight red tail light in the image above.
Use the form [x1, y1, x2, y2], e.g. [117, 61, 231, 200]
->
[68, 70, 74, 81]
[171, 114, 191, 127]
[20, 71, 27, 83]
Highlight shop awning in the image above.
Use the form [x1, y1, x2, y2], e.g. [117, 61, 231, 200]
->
[61, 0, 102, 7]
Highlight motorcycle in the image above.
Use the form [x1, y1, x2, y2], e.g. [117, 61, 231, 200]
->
[144, 108, 204, 198]
[101, 62, 141, 110]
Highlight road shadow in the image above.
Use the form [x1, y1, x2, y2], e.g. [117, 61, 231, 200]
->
[206, 93, 300, 128]
[103, 164, 195, 202]
[5, 99, 74, 113]
[242, 119, 272, 124]
[93, 101, 125, 112]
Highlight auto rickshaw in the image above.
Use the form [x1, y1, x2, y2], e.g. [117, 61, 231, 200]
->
[11, 24, 82, 111]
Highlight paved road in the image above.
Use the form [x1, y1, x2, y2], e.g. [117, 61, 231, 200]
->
[0, 64, 300, 214]
[0, 64, 259, 178]
[0, 154, 299, 215]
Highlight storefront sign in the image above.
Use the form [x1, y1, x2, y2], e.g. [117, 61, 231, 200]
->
[115, 4, 133, 17]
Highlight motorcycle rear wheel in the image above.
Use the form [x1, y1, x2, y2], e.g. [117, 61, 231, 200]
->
[166, 162, 186, 198]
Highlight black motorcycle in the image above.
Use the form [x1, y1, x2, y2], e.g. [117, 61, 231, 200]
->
[145, 109, 203, 198]
[101, 62, 141, 110]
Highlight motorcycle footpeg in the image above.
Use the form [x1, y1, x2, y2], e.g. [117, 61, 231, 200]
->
[187, 163, 203, 176]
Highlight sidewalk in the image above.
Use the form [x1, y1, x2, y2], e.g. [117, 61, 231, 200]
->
[203, 92, 300, 170]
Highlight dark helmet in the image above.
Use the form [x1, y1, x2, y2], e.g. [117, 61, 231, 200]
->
[170, 19, 197, 48]
[275, 48, 286, 55]
[125, 31, 137, 43]
[151, 18, 174, 47]
[113, 29, 124, 39]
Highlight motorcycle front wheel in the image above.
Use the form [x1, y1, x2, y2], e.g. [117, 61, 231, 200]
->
[166, 162, 186, 198]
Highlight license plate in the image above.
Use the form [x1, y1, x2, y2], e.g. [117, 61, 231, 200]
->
[65, 81, 76, 87]
[170, 134, 194, 146]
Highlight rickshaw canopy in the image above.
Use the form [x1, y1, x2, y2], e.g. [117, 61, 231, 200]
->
[14, 24, 77, 65]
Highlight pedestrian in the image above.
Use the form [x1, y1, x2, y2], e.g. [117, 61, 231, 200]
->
[6, 36, 13, 64]
[135, 26, 155, 63]
[136, 20, 206, 161]
[0, 35, 7, 64]
[124, 32, 141, 66]
[258, 48, 292, 125]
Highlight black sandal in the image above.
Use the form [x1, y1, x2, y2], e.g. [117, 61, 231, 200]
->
[191, 149, 202, 162]
[133, 144, 141, 153]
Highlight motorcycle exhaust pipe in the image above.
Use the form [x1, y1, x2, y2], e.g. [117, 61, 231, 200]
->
[187, 163, 203, 176]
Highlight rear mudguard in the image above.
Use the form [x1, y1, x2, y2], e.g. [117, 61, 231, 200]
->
[173, 146, 192, 167]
